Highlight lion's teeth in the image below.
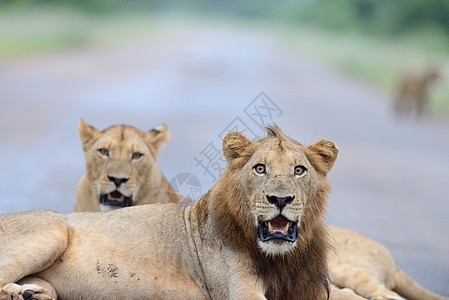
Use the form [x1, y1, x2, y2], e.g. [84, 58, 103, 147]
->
[267, 221, 291, 234]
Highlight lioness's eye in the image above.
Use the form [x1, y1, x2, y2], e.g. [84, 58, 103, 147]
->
[254, 164, 266, 174]
[132, 152, 143, 160]
[98, 148, 109, 157]
[294, 165, 307, 176]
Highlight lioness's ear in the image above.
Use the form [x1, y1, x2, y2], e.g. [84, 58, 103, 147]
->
[222, 131, 252, 162]
[145, 124, 171, 154]
[307, 139, 339, 176]
[78, 119, 100, 152]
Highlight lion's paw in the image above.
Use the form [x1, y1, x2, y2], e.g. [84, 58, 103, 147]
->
[338, 287, 359, 296]
[372, 294, 404, 300]
[0, 283, 55, 300]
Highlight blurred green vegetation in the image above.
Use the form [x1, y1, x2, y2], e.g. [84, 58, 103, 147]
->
[277, 25, 449, 118]
[273, 0, 449, 118]
[0, 0, 447, 117]
[2, 0, 448, 38]
[277, 0, 449, 37]
[0, 8, 163, 57]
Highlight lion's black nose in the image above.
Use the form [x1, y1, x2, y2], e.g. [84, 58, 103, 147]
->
[108, 175, 129, 187]
[266, 195, 295, 208]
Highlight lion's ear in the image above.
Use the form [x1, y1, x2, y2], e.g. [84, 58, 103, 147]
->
[307, 139, 339, 176]
[145, 124, 171, 154]
[78, 119, 100, 152]
[222, 131, 252, 162]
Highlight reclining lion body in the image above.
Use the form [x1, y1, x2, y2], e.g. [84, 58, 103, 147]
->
[0, 206, 205, 299]
[1, 126, 337, 300]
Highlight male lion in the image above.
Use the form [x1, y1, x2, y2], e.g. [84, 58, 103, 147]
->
[0, 126, 337, 300]
[75, 119, 182, 212]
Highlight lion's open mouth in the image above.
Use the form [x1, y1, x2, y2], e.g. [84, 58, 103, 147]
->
[258, 215, 297, 242]
[100, 191, 132, 208]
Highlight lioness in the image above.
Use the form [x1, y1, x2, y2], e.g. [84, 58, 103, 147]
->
[0, 126, 337, 300]
[394, 67, 440, 117]
[75, 119, 182, 212]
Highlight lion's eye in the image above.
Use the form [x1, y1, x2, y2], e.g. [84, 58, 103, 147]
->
[98, 148, 109, 157]
[294, 165, 306, 176]
[132, 152, 143, 160]
[254, 164, 266, 174]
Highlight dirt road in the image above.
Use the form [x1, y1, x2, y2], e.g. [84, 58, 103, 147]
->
[1, 21, 448, 296]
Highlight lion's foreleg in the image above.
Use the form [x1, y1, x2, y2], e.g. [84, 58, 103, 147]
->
[329, 285, 366, 300]
[0, 215, 68, 295]
[330, 263, 402, 300]
[227, 266, 267, 300]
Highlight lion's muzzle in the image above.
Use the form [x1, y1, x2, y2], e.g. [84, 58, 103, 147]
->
[258, 215, 298, 243]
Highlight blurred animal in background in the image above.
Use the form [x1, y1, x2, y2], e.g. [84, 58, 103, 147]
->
[75, 120, 182, 212]
[394, 67, 441, 118]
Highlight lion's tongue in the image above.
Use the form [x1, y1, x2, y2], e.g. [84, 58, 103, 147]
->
[267, 216, 290, 234]
[109, 191, 123, 199]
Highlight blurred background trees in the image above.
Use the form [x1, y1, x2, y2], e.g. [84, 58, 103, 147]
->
[2, 0, 448, 38]
[279, 0, 449, 37]
[0, 0, 447, 116]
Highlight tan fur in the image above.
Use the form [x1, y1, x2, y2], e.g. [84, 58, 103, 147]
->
[73, 121, 447, 300]
[0, 126, 338, 300]
[394, 67, 440, 117]
[75, 120, 182, 212]
[329, 226, 448, 300]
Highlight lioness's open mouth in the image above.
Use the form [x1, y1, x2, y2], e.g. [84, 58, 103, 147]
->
[100, 191, 132, 208]
[258, 215, 297, 242]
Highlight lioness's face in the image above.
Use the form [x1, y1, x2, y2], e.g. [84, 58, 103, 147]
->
[79, 121, 169, 212]
[222, 128, 338, 256]
[87, 128, 151, 210]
